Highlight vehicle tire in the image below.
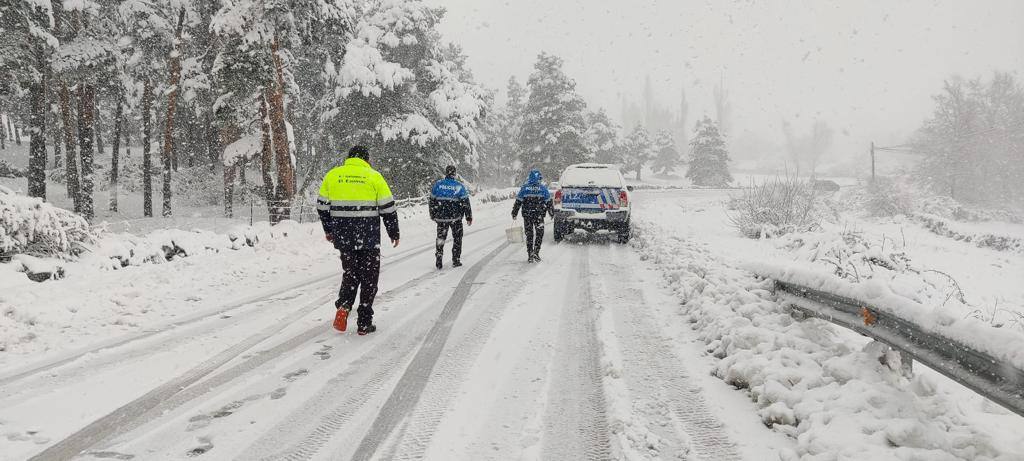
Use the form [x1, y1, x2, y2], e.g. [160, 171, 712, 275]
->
[616, 220, 631, 244]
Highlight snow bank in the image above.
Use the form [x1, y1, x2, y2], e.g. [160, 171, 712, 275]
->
[747, 229, 1024, 371]
[630, 220, 1024, 460]
[74, 220, 304, 272]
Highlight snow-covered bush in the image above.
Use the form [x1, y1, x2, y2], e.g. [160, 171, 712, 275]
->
[865, 177, 914, 217]
[727, 178, 823, 238]
[919, 194, 1023, 224]
[0, 185, 95, 259]
[0, 159, 24, 178]
[913, 213, 1024, 254]
[769, 227, 1024, 335]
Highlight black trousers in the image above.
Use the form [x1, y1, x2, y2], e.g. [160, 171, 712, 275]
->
[337, 249, 380, 327]
[524, 218, 544, 256]
[436, 221, 464, 262]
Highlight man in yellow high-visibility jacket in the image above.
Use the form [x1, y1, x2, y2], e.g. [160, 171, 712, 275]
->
[317, 145, 400, 335]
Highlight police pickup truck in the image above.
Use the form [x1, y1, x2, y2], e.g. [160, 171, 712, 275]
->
[552, 163, 633, 243]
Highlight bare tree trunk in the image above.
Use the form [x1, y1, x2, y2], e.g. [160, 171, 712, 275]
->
[124, 121, 131, 158]
[223, 162, 236, 218]
[110, 99, 123, 212]
[206, 112, 218, 169]
[59, 82, 81, 212]
[28, 72, 48, 199]
[0, 112, 5, 150]
[77, 83, 96, 220]
[94, 96, 104, 164]
[184, 110, 196, 168]
[198, 0, 219, 170]
[11, 116, 21, 146]
[239, 157, 247, 185]
[259, 92, 276, 221]
[218, 126, 236, 218]
[51, 103, 62, 168]
[142, 78, 153, 217]
[268, 34, 294, 223]
[161, 9, 186, 217]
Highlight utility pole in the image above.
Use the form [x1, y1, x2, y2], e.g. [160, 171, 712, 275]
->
[870, 141, 876, 184]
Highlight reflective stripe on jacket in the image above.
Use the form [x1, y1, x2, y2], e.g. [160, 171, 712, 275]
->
[317, 157, 400, 250]
[429, 176, 472, 223]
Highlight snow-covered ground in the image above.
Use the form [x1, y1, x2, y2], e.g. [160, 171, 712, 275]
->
[1, 182, 1023, 460]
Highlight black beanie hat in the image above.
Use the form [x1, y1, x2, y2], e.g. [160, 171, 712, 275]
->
[348, 145, 369, 161]
[445, 165, 457, 177]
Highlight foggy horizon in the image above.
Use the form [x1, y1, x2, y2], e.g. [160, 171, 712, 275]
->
[432, 0, 1024, 166]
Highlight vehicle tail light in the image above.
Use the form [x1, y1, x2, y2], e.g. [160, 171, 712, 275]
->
[554, 189, 562, 206]
[619, 190, 629, 208]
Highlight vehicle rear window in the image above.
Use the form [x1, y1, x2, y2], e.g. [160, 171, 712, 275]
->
[560, 167, 624, 188]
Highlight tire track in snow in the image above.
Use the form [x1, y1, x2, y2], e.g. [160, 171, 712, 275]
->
[241, 240, 511, 461]
[0, 223, 504, 390]
[346, 242, 513, 461]
[382, 244, 574, 460]
[540, 246, 613, 461]
[0, 280, 335, 406]
[592, 244, 741, 461]
[29, 236, 504, 461]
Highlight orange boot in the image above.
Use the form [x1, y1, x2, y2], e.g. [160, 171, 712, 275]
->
[333, 308, 350, 332]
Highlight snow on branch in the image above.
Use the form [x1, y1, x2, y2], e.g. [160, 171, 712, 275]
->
[378, 114, 442, 147]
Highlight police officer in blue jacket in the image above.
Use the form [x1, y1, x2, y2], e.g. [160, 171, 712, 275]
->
[430, 166, 473, 269]
[512, 169, 555, 263]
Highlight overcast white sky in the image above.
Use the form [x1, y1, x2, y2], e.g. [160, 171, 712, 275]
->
[428, 0, 1024, 157]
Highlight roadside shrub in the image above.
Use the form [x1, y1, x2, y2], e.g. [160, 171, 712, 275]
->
[728, 178, 821, 238]
[0, 159, 24, 178]
[865, 177, 914, 217]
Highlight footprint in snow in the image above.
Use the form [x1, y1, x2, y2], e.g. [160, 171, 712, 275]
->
[314, 345, 332, 360]
[284, 368, 309, 381]
[186, 437, 214, 457]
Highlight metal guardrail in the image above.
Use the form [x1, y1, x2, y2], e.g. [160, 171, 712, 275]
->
[775, 280, 1024, 418]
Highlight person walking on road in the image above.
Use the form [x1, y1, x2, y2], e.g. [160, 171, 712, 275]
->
[316, 145, 400, 335]
[429, 165, 473, 269]
[511, 169, 554, 263]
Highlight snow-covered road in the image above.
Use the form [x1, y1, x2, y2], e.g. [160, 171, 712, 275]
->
[2, 190, 1023, 461]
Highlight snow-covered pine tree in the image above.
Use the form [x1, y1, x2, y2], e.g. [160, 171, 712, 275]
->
[213, 0, 360, 221]
[584, 109, 621, 165]
[52, 0, 122, 219]
[713, 80, 731, 138]
[623, 125, 653, 180]
[0, 0, 58, 199]
[686, 116, 732, 187]
[651, 129, 680, 175]
[518, 52, 588, 179]
[478, 77, 526, 186]
[119, 0, 185, 217]
[320, 0, 487, 197]
[674, 88, 688, 154]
